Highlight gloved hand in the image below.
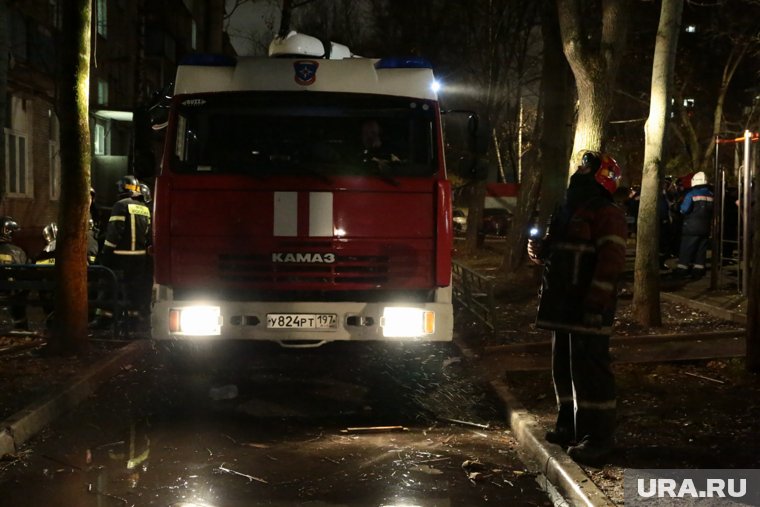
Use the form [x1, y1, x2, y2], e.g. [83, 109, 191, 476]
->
[582, 311, 603, 329]
[527, 239, 544, 265]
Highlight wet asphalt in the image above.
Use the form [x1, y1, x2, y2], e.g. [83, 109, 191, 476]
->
[0, 341, 551, 506]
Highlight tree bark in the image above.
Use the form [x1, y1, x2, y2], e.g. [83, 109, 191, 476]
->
[462, 180, 487, 254]
[557, 0, 631, 175]
[747, 150, 760, 372]
[500, 0, 573, 275]
[51, 0, 92, 355]
[0, 0, 8, 202]
[537, 0, 574, 227]
[633, 0, 683, 326]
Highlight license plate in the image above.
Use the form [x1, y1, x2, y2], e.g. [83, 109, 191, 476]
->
[266, 313, 337, 329]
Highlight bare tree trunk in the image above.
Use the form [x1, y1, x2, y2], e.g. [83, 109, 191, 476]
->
[500, 0, 573, 275]
[0, 0, 8, 202]
[278, 0, 292, 37]
[537, 0, 574, 227]
[557, 0, 631, 174]
[500, 167, 541, 274]
[51, 0, 92, 355]
[633, 0, 683, 327]
[748, 157, 760, 372]
[700, 44, 749, 171]
[463, 180, 487, 253]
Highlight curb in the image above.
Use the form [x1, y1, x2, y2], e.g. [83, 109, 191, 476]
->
[454, 336, 616, 507]
[0, 339, 149, 457]
[660, 291, 746, 325]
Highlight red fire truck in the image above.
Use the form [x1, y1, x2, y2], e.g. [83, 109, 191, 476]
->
[150, 32, 461, 346]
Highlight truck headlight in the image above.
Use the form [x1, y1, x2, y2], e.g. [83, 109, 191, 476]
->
[380, 307, 435, 338]
[169, 306, 222, 336]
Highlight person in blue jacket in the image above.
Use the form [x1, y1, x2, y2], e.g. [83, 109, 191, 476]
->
[675, 171, 714, 279]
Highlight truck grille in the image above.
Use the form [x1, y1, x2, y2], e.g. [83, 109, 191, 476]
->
[218, 253, 397, 285]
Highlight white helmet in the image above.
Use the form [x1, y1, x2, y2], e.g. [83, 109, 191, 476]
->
[691, 171, 707, 186]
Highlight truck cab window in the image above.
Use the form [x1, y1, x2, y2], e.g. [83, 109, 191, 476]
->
[172, 93, 438, 178]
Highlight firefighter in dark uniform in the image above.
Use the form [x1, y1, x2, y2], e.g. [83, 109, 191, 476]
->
[0, 216, 30, 330]
[34, 222, 58, 327]
[527, 151, 628, 465]
[36, 222, 99, 327]
[91, 176, 151, 329]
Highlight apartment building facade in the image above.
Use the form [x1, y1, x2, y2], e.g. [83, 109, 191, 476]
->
[2, 0, 228, 256]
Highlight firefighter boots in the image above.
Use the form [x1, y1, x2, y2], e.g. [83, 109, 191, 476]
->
[567, 436, 614, 466]
[544, 428, 575, 447]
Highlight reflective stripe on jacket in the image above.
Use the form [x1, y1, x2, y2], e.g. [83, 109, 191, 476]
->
[0, 242, 28, 265]
[103, 197, 151, 254]
[680, 185, 713, 237]
[536, 197, 627, 335]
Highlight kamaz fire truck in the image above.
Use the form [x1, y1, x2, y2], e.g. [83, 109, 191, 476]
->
[150, 32, 464, 346]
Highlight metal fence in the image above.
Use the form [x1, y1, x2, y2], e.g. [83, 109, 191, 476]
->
[451, 260, 496, 330]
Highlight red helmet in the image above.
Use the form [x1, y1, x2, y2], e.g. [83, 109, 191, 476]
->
[595, 153, 622, 194]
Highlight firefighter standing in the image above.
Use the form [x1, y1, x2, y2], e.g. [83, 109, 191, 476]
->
[674, 171, 714, 279]
[527, 151, 628, 465]
[0, 217, 30, 330]
[91, 176, 151, 330]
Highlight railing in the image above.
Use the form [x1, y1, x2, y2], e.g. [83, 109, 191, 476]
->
[451, 260, 495, 330]
[0, 264, 125, 335]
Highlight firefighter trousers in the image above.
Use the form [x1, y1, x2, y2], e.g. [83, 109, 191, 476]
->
[551, 331, 616, 444]
[97, 254, 151, 320]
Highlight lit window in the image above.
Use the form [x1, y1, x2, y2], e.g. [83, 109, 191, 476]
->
[5, 130, 29, 197]
[683, 98, 695, 108]
[4, 96, 32, 198]
[49, 142, 61, 200]
[93, 119, 110, 155]
[49, 111, 61, 200]
[98, 79, 109, 105]
[49, 0, 61, 28]
[97, 0, 107, 37]
[685, 25, 696, 33]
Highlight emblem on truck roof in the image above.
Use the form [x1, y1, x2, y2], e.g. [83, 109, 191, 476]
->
[293, 60, 319, 86]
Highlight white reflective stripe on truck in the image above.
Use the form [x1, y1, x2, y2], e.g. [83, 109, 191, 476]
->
[309, 192, 333, 237]
[273, 192, 298, 237]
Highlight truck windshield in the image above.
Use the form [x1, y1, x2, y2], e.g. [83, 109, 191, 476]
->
[171, 92, 438, 178]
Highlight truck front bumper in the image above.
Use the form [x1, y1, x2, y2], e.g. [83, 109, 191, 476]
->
[151, 286, 453, 344]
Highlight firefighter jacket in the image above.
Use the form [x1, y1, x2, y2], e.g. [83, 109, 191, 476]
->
[0, 241, 28, 265]
[536, 195, 628, 336]
[34, 234, 99, 265]
[103, 197, 151, 256]
[35, 242, 56, 265]
[680, 185, 713, 237]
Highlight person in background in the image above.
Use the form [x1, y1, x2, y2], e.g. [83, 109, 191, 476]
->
[674, 171, 714, 279]
[527, 151, 628, 466]
[90, 175, 152, 331]
[668, 176, 687, 259]
[138, 183, 152, 207]
[625, 186, 640, 237]
[359, 119, 399, 163]
[0, 217, 30, 330]
[136, 181, 154, 326]
[34, 223, 58, 326]
[658, 178, 674, 271]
